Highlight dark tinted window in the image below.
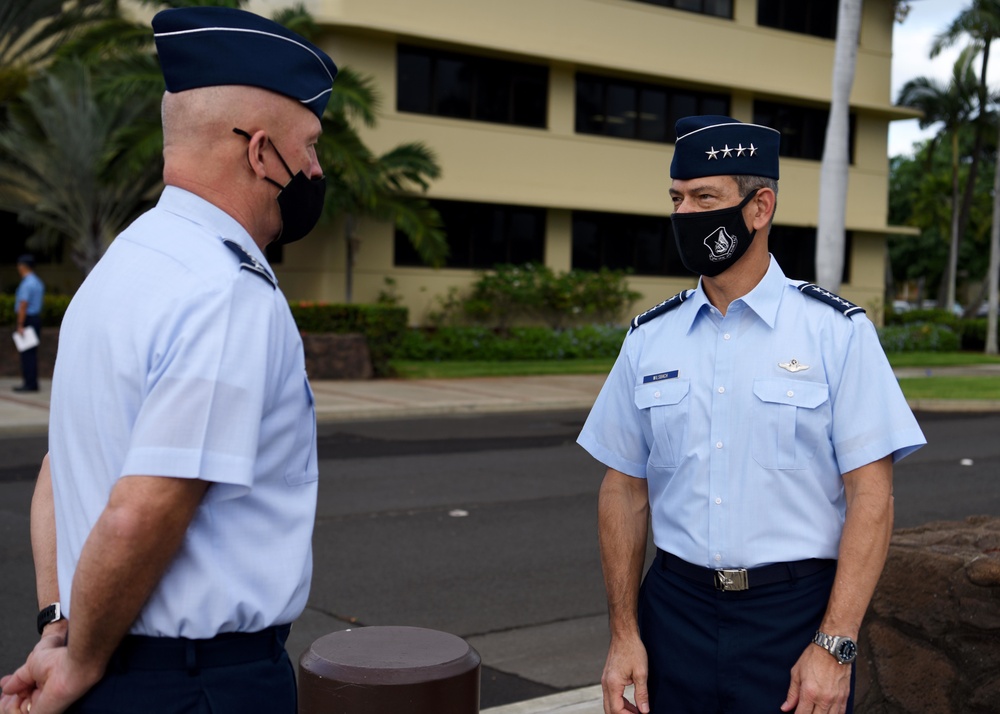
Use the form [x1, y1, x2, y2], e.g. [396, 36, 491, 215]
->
[395, 199, 545, 269]
[397, 45, 548, 128]
[753, 100, 855, 162]
[629, 0, 732, 19]
[576, 74, 730, 143]
[758, 0, 838, 39]
[572, 211, 688, 277]
[769, 225, 852, 284]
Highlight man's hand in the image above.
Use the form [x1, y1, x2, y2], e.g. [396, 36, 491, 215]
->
[602, 634, 650, 714]
[780, 643, 852, 714]
[0, 632, 101, 714]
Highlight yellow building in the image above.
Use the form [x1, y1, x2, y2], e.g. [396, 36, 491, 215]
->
[6, 0, 916, 324]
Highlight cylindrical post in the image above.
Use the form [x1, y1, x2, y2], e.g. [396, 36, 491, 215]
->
[298, 626, 480, 713]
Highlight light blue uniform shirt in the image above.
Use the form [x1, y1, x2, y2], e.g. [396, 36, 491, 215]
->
[578, 257, 925, 569]
[49, 186, 318, 638]
[15, 271, 44, 315]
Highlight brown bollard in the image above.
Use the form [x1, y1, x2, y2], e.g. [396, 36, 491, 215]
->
[298, 626, 481, 713]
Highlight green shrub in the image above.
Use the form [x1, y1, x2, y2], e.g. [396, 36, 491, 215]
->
[288, 302, 408, 376]
[396, 324, 627, 362]
[0, 294, 72, 327]
[878, 323, 961, 353]
[453, 263, 641, 330]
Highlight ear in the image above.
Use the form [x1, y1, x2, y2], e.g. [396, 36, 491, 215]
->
[749, 187, 776, 231]
[245, 129, 270, 180]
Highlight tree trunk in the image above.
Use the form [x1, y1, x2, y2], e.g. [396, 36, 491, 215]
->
[345, 214, 358, 304]
[987, 119, 1000, 355]
[945, 131, 961, 313]
[816, 0, 862, 292]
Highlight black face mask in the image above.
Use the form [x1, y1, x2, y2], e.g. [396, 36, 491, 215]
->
[670, 188, 759, 278]
[233, 128, 326, 245]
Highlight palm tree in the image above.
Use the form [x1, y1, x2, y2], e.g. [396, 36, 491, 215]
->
[319, 68, 446, 303]
[816, 0, 862, 293]
[0, 62, 162, 273]
[931, 0, 1000, 351]
[896, 47, 980, 314]
[0, 0, 113, 107]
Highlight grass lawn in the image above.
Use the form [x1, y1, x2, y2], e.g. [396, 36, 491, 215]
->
[389, 351, 1000, 401]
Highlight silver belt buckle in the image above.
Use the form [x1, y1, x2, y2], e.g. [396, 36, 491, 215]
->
[714, 568, 749, 591]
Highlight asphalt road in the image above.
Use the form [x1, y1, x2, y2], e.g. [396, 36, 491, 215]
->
[1, 409, 998, 709]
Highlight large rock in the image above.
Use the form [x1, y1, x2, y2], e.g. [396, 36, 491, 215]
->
[856, 516, 1000, 713]
[301, 333, 373, 380]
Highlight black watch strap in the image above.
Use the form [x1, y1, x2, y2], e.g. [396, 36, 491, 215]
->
[37, 602, 63, 634]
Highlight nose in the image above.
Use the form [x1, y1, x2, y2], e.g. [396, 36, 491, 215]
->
[307, 149, 323, 180]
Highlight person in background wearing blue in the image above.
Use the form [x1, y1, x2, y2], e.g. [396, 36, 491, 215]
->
[14, 254, 44, 393]
[578, 116, 926, 714]
[0, 6, 336, 714]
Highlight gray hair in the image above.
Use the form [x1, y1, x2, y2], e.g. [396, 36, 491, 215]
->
[734, 174, 778, 228]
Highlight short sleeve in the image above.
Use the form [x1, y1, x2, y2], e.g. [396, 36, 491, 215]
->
[120, 280, 274, 492]
[577, 337, 651, 478]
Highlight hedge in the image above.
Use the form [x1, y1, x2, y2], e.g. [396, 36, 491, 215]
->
[288, 302, 408, 376]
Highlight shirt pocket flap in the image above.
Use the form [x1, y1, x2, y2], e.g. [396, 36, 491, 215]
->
[753, 379, 829, 409]
[634, 379, 690, 410]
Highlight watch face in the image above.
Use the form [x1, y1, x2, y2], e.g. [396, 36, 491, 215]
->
[836, 639, 857, 663]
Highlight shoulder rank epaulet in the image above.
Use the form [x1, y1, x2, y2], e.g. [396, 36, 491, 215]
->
[630, 290, 693, 330]
[222, 239, 276, 290]
[797, 283, 865, 317]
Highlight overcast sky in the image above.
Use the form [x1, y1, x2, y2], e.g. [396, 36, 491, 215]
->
[888, 0, 999, 156]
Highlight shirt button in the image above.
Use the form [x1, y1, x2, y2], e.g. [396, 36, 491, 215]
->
[714, 553, 722, 562]
[716, 441, 723, 449]
[718, 386, 725, 394]
[653, 390, 661, 399]
[723, 333, 731, 340]
[715, 497, 722, 505]
[787, 390, 795, 397]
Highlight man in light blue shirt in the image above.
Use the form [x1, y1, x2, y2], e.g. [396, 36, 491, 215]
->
[13, 254, 44, 392]
[0, 7, 336, 714]
[579, 116, 925, 714]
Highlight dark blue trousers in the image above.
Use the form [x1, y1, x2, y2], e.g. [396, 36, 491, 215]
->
[19, 314, 40, 390]
[66, 626, 296, 714]
[638, 556, 854, 714]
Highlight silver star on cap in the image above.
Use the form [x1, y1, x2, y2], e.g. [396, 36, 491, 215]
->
[748, 143, 757, 156]
[735, 143, 746, 157]
[721, 144, 733, 158]
[706, 146, 719, 160]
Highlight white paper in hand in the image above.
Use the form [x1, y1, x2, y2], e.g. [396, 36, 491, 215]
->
[12, 326, 39, 352]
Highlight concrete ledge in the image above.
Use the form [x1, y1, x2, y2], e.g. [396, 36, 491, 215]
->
[481, 685, 606, 714]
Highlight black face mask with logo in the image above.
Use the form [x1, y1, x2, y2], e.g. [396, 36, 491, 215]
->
[670, 188, 759, 278]
[233, 128, 326, 245]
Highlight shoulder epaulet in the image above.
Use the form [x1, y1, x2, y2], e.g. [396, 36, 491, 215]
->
[630, 290, 693, 330]
[797, 283, 865, 317]
[222, 239, 276, 290]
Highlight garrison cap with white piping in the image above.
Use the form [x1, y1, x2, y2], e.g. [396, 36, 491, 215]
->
[670, 115, 780, 180]
[152, 6, 337, 120]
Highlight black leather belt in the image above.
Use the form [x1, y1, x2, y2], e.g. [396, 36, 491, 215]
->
[657, 550, 835, 592]
[110, 624, 291, 672]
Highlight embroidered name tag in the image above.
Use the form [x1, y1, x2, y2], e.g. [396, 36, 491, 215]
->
[643, 370, 679, 383]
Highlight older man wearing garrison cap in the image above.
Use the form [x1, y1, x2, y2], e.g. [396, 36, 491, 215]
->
[578, 116, 926, 714]
[1, 7, 336, 714]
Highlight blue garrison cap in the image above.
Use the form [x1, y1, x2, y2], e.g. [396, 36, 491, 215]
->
[152, 7, 337, 120]
[670, 115, 780, 180]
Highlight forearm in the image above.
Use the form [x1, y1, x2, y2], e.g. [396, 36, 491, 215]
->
[16, 301, 26, 329]
[598, 468, 650, 640]
[31, 454, 59, 610]
[820, 455, 894, 638]
[64, 475, 208, 680]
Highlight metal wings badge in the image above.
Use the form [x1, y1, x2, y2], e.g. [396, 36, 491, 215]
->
[779, 359, 809, 373]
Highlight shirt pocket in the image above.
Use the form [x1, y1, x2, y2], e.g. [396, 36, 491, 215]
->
[284, 375, 319, 486]
[751, 378, 829, 470]
[634, 379, 690, 468]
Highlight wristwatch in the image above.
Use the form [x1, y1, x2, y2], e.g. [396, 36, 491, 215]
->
[812, 631, 857, 665]
[37, 602, 64, 634]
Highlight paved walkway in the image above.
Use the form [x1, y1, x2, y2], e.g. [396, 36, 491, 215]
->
[1, 367, 996, 714]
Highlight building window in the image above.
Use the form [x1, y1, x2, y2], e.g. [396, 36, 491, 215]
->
[572, 211, 688, 277]
[576, 74, 730, 143]
[628, 0, 732, 19]
[769, 225, 852, 284]
[395, 199, 545, 269]
[753, 100, 855, 162]
[397, 45, 548, 128]
[757, 0, 838, 40]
